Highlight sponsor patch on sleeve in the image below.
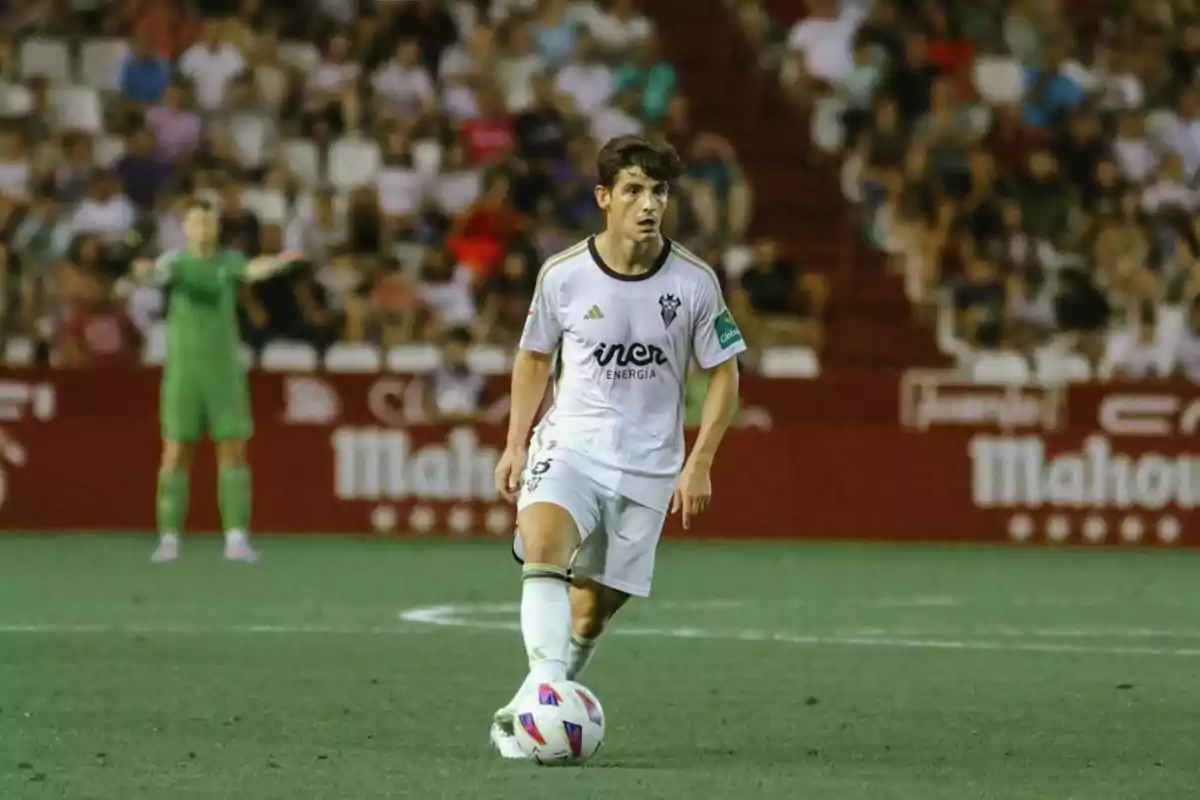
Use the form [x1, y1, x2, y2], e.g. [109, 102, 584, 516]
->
[714, 308, 744, 349]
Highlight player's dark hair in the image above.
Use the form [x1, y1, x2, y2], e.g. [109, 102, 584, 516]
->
[596, 135, 683, 189]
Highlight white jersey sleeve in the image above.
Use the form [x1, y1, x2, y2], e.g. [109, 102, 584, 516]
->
[519, 269, 564, 354]
[691, 274, 746, 369]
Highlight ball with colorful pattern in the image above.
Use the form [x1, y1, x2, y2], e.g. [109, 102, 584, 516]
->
[511, 680, 606, 766]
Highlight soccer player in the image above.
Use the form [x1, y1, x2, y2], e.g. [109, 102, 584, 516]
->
[132, 198, 301, 564]
[489, 135, 746, 756]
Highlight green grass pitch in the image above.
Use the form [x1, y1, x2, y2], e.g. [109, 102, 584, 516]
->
[1, 535, 1199, 799]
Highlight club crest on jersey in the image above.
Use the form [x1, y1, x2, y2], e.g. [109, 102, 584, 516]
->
[658, 293, 681, 328]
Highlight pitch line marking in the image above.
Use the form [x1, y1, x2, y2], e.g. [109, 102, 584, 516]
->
[397, 603, 1200, 658]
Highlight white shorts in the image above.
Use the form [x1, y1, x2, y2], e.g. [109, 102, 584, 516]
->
[513, 455, 667, 597]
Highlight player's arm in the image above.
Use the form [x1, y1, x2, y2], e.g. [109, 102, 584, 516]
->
[241, 251, 304, 283]
[673, 279, 748, 528]
[495, 271, 563, 502]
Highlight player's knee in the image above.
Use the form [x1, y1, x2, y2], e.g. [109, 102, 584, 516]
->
[160, 441, 194, 471]
[215, 440, 247, 467]
[518, 504, 579, 567]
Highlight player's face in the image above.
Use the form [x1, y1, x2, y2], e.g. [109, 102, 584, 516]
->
[183, 207, 219, 249]
[597, 167, 669, 244]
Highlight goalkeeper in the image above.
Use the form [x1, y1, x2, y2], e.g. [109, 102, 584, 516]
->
[132, 198, 302, 563]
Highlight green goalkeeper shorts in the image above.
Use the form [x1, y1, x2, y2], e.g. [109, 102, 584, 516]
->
[160, 367, 254, 443]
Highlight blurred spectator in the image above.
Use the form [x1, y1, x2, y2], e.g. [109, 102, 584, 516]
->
[478, 248, 536, 344]
[1169, 294, 1200, 380]
[533, 0, 580, 70]
[120, 27, 172, 108]
[146, 82, 203, 162]
[304, 32, 361, 136]
[784, 0, 865, 91]
[420, 326, 486, 422]
[68, 171, 136, 245]
[448, 171, 521, 277]
[587, 0, 653, 55]
[953, 256, 1005, 345]
[555, 33, 614, 117]
[390, 0, 460, 77]
[369, 256, 418, 346]
[1020, 35, 1084, 129]
[1100, 300, 1170, 380]
[429, 142, 483, 227]
[377, 127, 426, 242]
[460, 81, 515, 165]
[57, 266, 142, 368]
[180, 21, 246, 113]
[314, 248, 368, 343]
[886, 32, 939, 126]
[496, 18, 544, 113]
[0, 126, 30, 200]
[1113, 112, 1156, 185]
[417, 247, 476, 338]
[219, 182, 262, 255]
[372, 38, 437, 122]
[612, 34, 675, 124]
[287, 187, 347, 264]
[1156, 86, 1200, 181]
[115, 127, 173, 212]
[514, 71, 569, 162]
[735, 238, 827, 349]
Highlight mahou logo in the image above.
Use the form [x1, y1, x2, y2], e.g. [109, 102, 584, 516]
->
[331, 426, 501, 501]
[970, 435, 1200, 510]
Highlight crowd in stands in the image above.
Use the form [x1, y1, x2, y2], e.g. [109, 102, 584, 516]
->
[742, 0, 1200, 382]
[0, 0, 828, 378]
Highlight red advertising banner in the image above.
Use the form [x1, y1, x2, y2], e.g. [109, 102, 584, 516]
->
[1, 369, 1198, 546]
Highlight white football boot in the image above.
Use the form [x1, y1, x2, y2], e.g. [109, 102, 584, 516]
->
[489, 705, 527, 759]
[223, 533, 260, 563]
[150, 533, 180, 563]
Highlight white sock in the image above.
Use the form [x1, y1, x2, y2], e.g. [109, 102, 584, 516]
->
[159, 532, 179, 545]
[520, 563, 571, 683]
[567, 632, 600, 680]
[224, 529, 247, 545]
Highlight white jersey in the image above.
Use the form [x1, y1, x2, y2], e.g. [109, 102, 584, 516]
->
[519, 236, 746, 511]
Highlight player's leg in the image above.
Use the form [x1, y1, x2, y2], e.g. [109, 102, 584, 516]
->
[208, 373, 258, 562]
[214, 438, 258, 562]
[566, 578, 632, 681]
[152, 439, 195, 562]
[154, 371, 201, 562]
[490, 459, 600, 757]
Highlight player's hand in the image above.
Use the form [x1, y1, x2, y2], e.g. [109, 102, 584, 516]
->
[671, 462, 712, 530]
[495, 444, 527, 504]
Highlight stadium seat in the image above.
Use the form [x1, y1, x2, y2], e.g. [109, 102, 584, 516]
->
[142, 322, 168, 365]
[466, 345, 511, 375]
[0, 83, 32, 115]
[277, 41, 321, 74]
[325, 343, 382, 372]
[386, 344, 441, 372]
[280, 138, 321, 186]
[3, 337, 33, 366]
[241, 187, 289, 224]
[329, 136, 382, 190]
[1034, 347, 1093, 384]
[412, 138, 444, 176]
[971, 56, 1023, 105]
[78, 38, 129, 93]
[50, 85, 103, 133]
[970, 352, 1030, 384]
[759, 347, 820, 378]
[19, 37, 71, 83]
[261, 340, 319, 372]
[93, 135, 125, 167]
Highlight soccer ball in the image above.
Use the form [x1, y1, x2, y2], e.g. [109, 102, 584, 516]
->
[511, 680, 606, 765]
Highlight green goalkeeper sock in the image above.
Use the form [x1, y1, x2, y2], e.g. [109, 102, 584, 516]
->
[156, 469, 189, 535]
[218, 463, 252, 534]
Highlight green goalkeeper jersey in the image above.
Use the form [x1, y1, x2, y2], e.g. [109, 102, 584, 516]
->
[155, 248, 249, 373]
